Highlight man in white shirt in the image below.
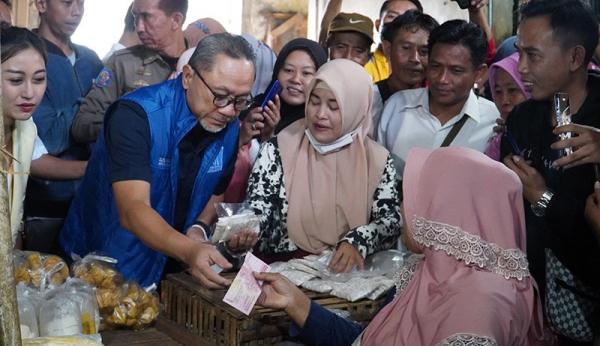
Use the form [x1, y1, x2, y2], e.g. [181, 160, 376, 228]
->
[371, 10, 438, 140]
[378, 19, 498, 176]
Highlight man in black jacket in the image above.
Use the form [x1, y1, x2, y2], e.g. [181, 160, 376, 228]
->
[501, 0, 600, 343]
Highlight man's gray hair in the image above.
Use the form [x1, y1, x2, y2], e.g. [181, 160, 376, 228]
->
[189, 33, 256, 73]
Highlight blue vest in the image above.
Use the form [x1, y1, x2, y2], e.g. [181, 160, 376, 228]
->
[60, 77, 239, 287]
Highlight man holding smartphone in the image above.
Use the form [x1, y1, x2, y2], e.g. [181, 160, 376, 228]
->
[500, 1, 600, 342]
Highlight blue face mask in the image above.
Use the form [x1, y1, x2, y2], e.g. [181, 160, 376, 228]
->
[304, 126, 362, 155]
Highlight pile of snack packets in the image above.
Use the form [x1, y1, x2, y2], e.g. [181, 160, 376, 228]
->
[270, 250, 406, 302]
[13, 251, 159, 344]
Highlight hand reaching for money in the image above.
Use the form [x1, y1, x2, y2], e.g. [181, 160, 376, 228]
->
[185, 241, 232, 289]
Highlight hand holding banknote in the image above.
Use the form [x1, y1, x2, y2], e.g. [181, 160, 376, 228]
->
[223, 253, 271, 315]
[253, 272, 311, 328]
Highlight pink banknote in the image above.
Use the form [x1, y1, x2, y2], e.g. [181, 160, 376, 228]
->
[223, 252, 271, 315]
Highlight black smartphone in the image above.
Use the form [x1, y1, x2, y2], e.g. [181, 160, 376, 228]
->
[452, 0, 472, 9]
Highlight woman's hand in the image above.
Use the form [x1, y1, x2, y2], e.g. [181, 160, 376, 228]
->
[259, 95, 281, 142]
[239, 108, 265, 147]
[226, 229, 259, 253]
[328, 241, 364, 273]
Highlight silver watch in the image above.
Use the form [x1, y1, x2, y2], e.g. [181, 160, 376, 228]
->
[530, 190, 554, 217]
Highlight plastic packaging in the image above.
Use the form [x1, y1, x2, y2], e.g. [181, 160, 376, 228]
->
[72, 253, 122, 289]
[14, 250, 69, 289]
[104, 282, 160, 330]
[61, 278, 100, 334]
[39, 293, 83, 337]
[211, 203, 261, 244]
[17, 288, 40, 339]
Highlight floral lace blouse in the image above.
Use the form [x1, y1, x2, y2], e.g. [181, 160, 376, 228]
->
[246, 140, 401, 258]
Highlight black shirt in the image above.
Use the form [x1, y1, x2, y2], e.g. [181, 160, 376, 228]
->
[105, 100, 237, 232]
[500, 72, 600, 290]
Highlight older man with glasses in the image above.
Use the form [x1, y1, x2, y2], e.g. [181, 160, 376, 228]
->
[60, 33, 258, 289]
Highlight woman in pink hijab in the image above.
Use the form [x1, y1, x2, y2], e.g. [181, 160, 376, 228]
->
[485, 53, 531, 160]
[361, 146, 549, 345]
[254, 147, 551, 346]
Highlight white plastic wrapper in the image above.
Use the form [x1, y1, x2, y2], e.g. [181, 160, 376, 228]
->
[267, 261, 289, 273]
[301, 279, 334, 294]
[39, 294, 83, 337]
[287, 258, 323, 276]
[211, 203, 261, 244]
[329, 277, 379, 302]
[279, 270, 316, 286]
[17, 288, 39, 339]
[366, 277, 395, 300]
[61, 278, 100, 335]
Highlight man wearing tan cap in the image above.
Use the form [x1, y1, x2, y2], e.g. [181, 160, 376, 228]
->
[325, 12, 374, 66]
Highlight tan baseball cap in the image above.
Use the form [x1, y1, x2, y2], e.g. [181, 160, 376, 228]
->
[328, 12, 375, 43]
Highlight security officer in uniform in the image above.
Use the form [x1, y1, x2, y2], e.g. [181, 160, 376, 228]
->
[72, 0, 189, 144]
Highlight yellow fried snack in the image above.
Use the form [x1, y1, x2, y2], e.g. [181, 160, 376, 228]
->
[14, 266, 30, 285]
[74, 261, 120, 289]
[102, 283, 160, 330]
[96, 288, 120, 311]
[26, 253, 42, 270]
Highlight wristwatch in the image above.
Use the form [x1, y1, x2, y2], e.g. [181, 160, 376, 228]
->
[530, 190, 554, 217]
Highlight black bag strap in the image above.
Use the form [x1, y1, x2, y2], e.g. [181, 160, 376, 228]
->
[376, 79, 393, 103]
[440, 114, 469, 147]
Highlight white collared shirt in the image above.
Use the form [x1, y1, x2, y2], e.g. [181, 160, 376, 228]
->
[377, 87, 499, 177]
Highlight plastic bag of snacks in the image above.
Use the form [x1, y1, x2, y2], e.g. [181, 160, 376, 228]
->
[16, 284, 40, 339]
[210, 203, 261, 244]
[14, 250, 69, 289]
[104, 282, 160, 330]
[39, 288, 83, 337]
[72, 253, 122, 289]
[61, 278, 100, 334]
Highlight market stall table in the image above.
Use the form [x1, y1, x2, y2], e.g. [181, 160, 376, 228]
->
[101, 328, 181, 346]
[159, 272, 385, 346]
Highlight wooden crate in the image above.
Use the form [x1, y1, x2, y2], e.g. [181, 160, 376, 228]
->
[159, 272, 384, 346]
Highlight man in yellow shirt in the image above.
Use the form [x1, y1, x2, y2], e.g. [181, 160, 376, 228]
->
[365, 0, 423, 82]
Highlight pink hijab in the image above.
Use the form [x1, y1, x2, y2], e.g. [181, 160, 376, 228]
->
[485, 53, 531, 161]
[488, 52, 531, 103]
[277, 59, 389, 254]
[361, 147, 550, 346]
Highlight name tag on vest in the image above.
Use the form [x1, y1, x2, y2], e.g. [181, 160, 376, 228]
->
[207, 147, 224, 174]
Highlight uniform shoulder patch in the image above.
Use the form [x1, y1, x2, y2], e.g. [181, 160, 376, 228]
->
[94, 67, 113, 88]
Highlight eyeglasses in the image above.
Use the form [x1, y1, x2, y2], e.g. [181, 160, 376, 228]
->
[190, 65, 253, 111]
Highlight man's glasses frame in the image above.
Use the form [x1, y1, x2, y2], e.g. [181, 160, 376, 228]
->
[190, 65, 253, 112]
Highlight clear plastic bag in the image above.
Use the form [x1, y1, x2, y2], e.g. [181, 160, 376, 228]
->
[13, 250, 69, 290]
[210, 202, 261, 244]
[317, 250, 406, 283]
[104, 282, 160, 330]
[39, 291, 83, 337]
[61, 278, 100, 335]
[72, 253, 122, 290]
[17, 284, 40, 339]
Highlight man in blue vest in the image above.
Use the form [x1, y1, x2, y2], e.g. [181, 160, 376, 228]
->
[60, 33, 257, 289]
